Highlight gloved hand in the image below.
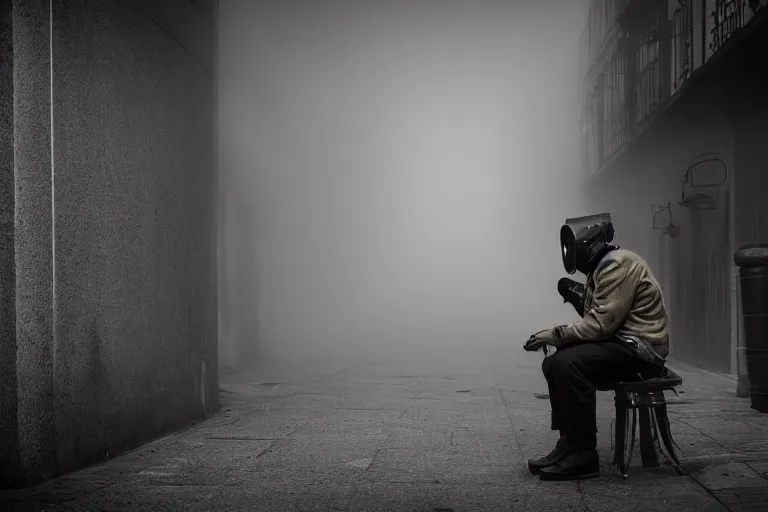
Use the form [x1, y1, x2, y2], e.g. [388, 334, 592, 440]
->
[523, 335, 547, 354]
[524, 329, 556, 354]
[557, 277, 585, 317]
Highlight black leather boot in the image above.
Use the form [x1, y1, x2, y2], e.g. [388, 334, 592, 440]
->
[527, 436, 571, 475]
[538, 448, 599, 481]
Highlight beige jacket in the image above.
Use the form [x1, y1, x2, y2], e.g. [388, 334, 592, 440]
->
[539, 249, 669, 359]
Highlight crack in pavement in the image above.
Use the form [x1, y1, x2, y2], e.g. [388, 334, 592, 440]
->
[334, 408, 402, 411]
[254, 441, 279, 459]
[205, 437, 285, 441]
[745, 461, 768, 481]
[345, 485, 359, 512]
[10, 482, 119, 506]
[366, 435, 392, 472]
[675, 418, 732, 455]
[141, 483, 222, 487]
[576, 480, 594, 512]
[488, 358, 524, 462]
[680, 470, 734, 512]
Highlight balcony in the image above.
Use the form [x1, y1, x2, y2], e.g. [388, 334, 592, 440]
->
[580, 0, 768, 179]
[711, 0, 764, 51]
[672, 0, 695, 89]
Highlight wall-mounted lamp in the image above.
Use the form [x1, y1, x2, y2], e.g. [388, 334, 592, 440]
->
[652, 203, 681, 238]
[679, 152, 728, 210]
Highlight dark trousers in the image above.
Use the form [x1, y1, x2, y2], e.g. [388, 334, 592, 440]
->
[542, 339, 664, 451]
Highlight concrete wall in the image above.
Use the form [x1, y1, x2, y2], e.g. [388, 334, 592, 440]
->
[0, 0, 19, 487]
[589, 102, 734, 373]
[733, 89, 768, 249]
[732, 74, 768, 389]
[14, 0, 57, 483]
[5, 0, 217, 487]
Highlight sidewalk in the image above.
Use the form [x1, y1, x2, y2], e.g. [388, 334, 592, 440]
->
[1, 349, 767, 511]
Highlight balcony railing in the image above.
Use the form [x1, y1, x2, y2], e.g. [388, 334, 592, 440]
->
[672, 0, 694, 89]
[581, 0, 767, 177]
[634, 8, 672, 126]
[598, 37, 630, 164]
[586, 0, 632, 77]
[583, 1, 672, 172]
[711, 0, 764, 53]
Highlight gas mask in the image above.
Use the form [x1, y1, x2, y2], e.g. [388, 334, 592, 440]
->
[560, 213, 618, 276]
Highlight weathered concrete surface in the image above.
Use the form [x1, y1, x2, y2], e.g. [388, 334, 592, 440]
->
[13, 0, 57, 484]
[49, 0, 218, 476]
[2, 348, 768, 511]
[0, 0, 19, 487]
[3, 0, 217, 487]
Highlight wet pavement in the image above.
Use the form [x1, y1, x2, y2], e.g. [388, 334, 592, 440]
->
[2, 346, 768, 511]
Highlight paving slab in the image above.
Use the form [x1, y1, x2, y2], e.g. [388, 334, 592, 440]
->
[711, 486, 768, 512]
[581, 475, 729, 512]
[693, 462, 768, 491]
[205, 481, 358, 512]
[235, 435, 391, 483]
[348, 482, 586, 512]
[43, 484, 218, 512]
[3, 350, 768, 510]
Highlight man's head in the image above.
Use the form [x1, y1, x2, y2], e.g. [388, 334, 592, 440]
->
[560, 213, 618, 276]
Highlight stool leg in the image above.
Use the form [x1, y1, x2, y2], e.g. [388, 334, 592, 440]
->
[653, 400, 681, 467]
[638, 405, 660, 468]
[623, 406, 637, 477]
[614, 393, 636, 478]
[613, 395, 626, 469]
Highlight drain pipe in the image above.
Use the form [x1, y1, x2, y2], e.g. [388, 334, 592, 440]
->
[732, 158, 749, 397]
[728, 131, 748, 397]
[201, 360, 208, 417]
[723, 116, 748, 397]
[736, 279, 750, 398]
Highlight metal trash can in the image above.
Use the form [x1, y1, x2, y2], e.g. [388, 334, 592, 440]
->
[734, 243, 768, 413]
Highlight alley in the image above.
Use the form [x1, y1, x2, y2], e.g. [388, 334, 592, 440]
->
[2, 347, 767, 512]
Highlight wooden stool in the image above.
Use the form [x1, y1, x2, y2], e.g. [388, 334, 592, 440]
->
[598, 367, 683, 479]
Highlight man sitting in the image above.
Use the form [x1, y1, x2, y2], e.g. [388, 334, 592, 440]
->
[524, 213, 669, 481]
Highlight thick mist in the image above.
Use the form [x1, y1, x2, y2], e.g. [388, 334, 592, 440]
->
[218, 0, 590, 366]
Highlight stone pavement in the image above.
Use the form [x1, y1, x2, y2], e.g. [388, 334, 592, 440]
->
[2, 347, 768, 511]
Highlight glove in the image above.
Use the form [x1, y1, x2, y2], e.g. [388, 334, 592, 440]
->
[524, 326, 569, 353]
[558, 277, 585, 317]
[523, 334, 539, 351]
[524, 330, 553, 354]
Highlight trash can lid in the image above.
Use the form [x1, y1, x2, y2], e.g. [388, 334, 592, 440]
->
[734, 243, 768, 268]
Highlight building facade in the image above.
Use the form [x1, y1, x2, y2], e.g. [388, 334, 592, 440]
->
[1, 0, 219, 488]
[577, 0, 768, 375]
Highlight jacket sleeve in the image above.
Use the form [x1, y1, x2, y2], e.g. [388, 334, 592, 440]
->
[561, 260, 641, 342]
[534, 259, 641, 344]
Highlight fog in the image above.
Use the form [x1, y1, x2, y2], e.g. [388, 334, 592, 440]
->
[217, 0, 592, 367]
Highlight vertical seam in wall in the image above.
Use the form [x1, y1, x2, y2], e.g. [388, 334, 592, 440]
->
[49, 0, 56, 367]
[729, 123, 738, 376]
